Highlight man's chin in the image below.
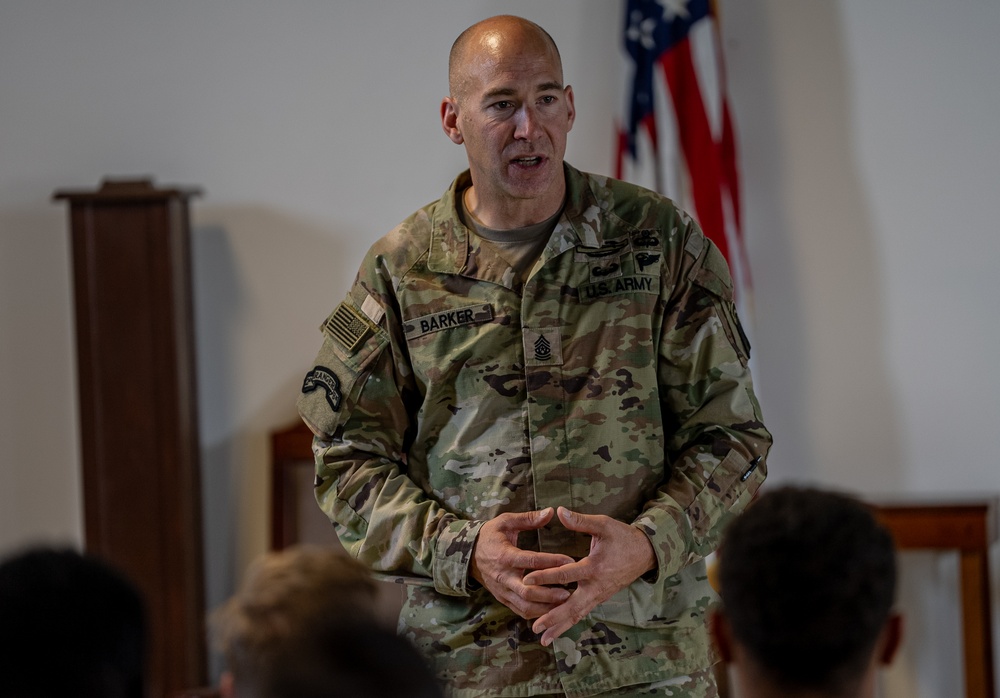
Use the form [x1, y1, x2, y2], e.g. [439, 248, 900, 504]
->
[504, 164, 562, 194]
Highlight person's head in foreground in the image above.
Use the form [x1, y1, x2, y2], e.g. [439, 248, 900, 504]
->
[712, 486, 902, 698]
[0, 546, 147, 698]
[211, 544, 441, 698]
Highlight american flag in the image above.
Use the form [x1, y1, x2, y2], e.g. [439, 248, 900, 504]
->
[615, 0, 752, 302]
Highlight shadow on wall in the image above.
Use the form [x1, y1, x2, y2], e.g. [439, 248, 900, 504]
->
[190, 222, 240, 644]
[190, 205, 356, 679]
[729, 1, 903, 487]
[0, 205, 82, 551]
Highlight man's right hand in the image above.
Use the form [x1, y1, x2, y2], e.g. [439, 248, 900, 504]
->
[470, 507, 575, 619]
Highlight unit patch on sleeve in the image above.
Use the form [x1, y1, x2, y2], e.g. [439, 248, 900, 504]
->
[404, 303, 493, 340]
[301, 365, 342, 412]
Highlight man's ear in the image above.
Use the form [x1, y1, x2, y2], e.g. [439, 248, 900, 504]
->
[564, 84, 576, 132]
[878, 613, 904, 665]
[441, 97, 464, 144]
[709, 608, 734, 663]
[219, 670, 236, 698]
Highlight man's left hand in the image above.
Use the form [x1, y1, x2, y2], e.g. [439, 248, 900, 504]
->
[522, 506, 656, 647]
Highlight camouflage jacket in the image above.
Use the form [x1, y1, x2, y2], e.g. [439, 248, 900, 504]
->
[297, 164, 771, 697]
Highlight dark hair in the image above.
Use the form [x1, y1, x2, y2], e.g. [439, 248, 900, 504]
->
[718, 487, 897, 695]
[0, 547, 147, 698]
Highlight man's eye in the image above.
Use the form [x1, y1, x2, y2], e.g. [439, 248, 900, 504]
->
[540, 95, 556, 104]
[493, 101, 514, 110]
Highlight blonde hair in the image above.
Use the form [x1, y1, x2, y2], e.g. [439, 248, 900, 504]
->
[211, 545, 378, 693]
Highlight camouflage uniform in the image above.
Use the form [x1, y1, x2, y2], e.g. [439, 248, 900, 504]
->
[298, 164, 770, 697]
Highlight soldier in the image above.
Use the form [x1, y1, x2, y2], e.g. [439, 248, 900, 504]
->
[711, 487, 902, 698]
[298, 15, 771, 698]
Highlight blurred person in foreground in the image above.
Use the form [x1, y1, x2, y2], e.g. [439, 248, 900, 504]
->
[211, 544, 442, 698]
[0, 546, 147, 698]
[711, 487, 902, 698]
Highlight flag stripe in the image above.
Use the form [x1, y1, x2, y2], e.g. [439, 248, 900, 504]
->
[660, 37, 730, 262]
[616, 0, 751, 302]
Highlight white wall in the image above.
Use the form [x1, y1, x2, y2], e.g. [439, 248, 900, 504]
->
[1, 1, 997, 694]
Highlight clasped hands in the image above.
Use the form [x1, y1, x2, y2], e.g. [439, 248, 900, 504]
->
[469, 506, 656, 647]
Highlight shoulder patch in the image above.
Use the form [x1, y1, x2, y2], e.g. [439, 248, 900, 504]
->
[693, 241, 735, 300]
[324, 301, 378, 352]
[301, 366, 342, 412]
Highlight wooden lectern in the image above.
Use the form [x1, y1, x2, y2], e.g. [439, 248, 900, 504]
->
[54, 179, 207, 698]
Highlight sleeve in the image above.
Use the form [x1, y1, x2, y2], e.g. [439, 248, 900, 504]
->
[296, 253, 483, 596]
[632, 220, 772, 581]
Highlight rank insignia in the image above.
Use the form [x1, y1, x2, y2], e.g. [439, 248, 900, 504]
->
[523, 328, 563, 366]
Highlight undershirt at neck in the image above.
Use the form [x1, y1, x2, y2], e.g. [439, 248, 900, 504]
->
[458, 187, 564, 282]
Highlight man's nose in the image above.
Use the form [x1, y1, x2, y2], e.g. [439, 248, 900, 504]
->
[513, 105, 541, 140]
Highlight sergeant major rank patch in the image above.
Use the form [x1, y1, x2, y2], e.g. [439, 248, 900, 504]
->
[523, 327, 562, 366]
[301, 365, 342, 412]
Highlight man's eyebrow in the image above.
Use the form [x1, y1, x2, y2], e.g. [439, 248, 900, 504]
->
[482, 87, 517, 102]
[480, 81, 565, 103]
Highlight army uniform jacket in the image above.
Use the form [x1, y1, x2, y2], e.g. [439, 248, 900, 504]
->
[298, 164, 771, 697]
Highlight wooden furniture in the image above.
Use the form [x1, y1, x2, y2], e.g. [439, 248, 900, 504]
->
[54, 179, 207, 698]
[270, 420, 405, 625]
[870, 496, 997, 698]
[271, 421, 333, 550]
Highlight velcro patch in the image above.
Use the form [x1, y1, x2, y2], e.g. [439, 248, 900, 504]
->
[580, 275, 659, 302]
[360, 293, 385, 324]
[635, 251, 662, 274]
[523, 328, 563, 366]
[301, 366, 342, 412]
[630, 229, 661, 249]
[580, 239, 629, 258]
[589, 258, 623, 281]
[324, 302, 377, 352]
[404, 303, 493, 340]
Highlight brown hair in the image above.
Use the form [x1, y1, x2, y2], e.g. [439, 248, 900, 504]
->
[211, 545, 378, 693]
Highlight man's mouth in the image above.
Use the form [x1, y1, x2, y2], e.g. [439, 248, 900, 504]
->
[511, 156, 543, 167]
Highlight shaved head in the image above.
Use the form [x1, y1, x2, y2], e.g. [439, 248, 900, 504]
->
[448, 15, 563, 104]
[439, 13, 574, 228]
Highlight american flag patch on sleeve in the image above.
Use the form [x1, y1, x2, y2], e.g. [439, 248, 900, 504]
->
[324, 301, 375, 352]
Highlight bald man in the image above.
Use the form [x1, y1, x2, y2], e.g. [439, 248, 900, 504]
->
[298, 15, 770, 697]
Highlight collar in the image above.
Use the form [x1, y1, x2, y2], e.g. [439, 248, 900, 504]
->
[427, 163, 605, 275]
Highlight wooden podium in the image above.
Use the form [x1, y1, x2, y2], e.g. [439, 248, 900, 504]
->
[54, 179, 207, 698]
